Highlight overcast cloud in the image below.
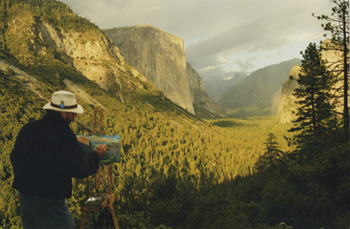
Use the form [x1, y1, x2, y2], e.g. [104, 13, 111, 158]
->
[59, 0, 334, 77]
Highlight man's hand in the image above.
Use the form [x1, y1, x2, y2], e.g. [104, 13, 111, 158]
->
[94, 144, 107, 157]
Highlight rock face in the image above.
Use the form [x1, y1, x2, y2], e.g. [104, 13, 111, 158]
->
[277, 65, 301, 124]
[277, 40, 345, 124]
[103, 25, 223, 117]
[32, 20, 128, 91]
[5, 3, 221, 117]
[7, 9, 161, 106]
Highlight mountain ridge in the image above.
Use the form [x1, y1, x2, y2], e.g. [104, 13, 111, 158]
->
[202, 72, 247, 102]
[218, 58, 301, 117]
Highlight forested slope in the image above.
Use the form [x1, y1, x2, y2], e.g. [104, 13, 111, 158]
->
[1, 66, 295, 228]
[0, 1, 349, 229]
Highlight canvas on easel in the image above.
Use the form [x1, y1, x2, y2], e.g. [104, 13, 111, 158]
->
[76, 110, 120, 229]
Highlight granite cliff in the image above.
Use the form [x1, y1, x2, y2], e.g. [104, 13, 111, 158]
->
[277, 65, 301, 124]
[103, 25, 224, 117]
[3, 4, 172, 108]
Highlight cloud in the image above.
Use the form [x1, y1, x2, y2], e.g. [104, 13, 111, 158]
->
[200, 66, 232, 81]
[202, 66, 218, 72]
[59, 0, 334, 76]
[185, 17, 286, 69]
[184, 0, 333, 73]
[145, 5, 162, 14]
[217, 56, 228, 64]
[235, 59, 255, 73]
[200, 66, 245, 82]
[287, 32, 322, 43]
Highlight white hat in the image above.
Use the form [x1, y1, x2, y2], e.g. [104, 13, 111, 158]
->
[43, 91, 84, 114]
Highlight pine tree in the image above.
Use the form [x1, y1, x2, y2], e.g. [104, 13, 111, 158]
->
[313, 0, 349, 142]
[289, 43, 336, 154]
[254, 133, 283, 173]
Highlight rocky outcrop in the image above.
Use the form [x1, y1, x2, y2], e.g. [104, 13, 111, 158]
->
[277, 65, 301, 124]
[7, 11, 159, 107]
[103, 25, 223, 117]
[31, 20, 128, 91]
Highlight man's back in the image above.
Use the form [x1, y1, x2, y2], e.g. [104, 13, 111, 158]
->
[11, 112, 100, 199]
[10, 90, 107, 229]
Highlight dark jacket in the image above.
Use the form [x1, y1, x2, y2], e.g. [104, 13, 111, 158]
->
[10, 112, 100, 199]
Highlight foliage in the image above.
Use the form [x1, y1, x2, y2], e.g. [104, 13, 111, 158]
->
[0, 72, 45, 228]
[6, 0, 99, 32]
[254, 133, 284, 173]
[0, 0, 349, 229]
[313, 0, 350, 141]
[1, 69, 298, 228]
[289, 42, 338, 154]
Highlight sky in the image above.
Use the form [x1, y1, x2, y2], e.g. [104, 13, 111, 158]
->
[59, 0, 334, 79]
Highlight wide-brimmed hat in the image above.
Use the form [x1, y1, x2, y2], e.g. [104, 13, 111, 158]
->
[43, 91, 84, 114]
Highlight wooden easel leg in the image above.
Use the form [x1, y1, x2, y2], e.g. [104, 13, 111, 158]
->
[80, 212, 87, 229]
[109, 205, 119, 229]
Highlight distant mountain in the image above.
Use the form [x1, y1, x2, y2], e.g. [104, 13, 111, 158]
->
[218, 58, 301, 117]
[202, 72, 247, 102]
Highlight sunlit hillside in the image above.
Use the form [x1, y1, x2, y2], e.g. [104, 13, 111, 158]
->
[0, 63, 294, 228]
[0, 1, 349, 229]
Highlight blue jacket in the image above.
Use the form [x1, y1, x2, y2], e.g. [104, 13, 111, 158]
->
[10, 112, 100, 199]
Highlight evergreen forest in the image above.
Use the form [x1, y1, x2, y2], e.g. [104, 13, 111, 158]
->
[0, 0, 349, 228]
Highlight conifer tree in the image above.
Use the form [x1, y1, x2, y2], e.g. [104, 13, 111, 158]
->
[254, 133, 283, 173]
[289, 43, 336, 154]
[263, 133, 282, 166]
[313, 0, 349, 142]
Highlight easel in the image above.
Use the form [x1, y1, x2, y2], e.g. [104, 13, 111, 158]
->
[80, 110, 119, 229]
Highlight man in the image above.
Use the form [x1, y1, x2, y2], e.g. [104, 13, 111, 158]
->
[10, 90, 107, 229]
